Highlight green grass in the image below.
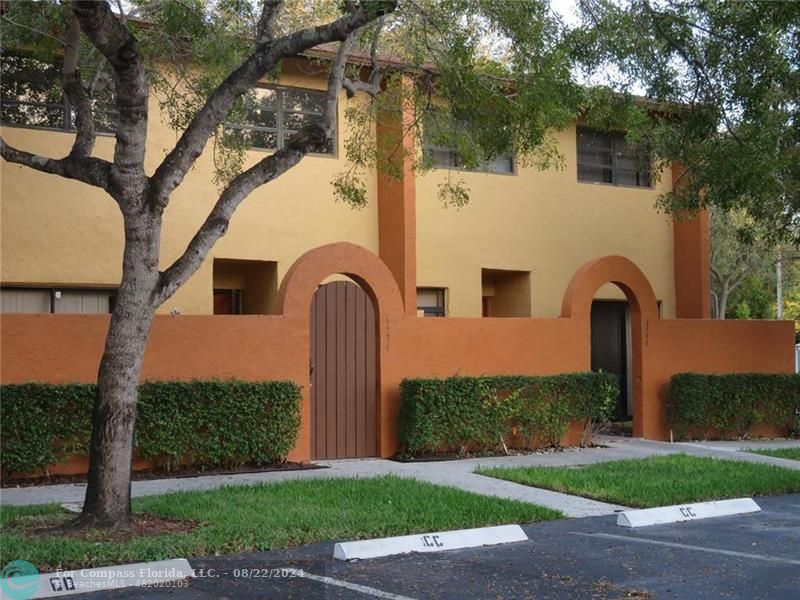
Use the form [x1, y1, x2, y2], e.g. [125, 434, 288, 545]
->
[0, 476, 560, 571]
[746, 447, 800, 461]
[476, 454, 800, 508]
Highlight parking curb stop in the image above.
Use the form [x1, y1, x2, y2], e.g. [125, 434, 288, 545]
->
[617, 497, 761, 528]
[0, 558, 194, 599]
[333, 524, 528, 560]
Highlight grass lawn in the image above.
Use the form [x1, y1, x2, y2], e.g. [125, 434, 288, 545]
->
[0, 475, 560, 571]
[745, 447, 800, 461]
[476, 454, 800, 508]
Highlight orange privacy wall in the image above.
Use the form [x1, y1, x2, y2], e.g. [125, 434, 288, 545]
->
[1, 243, 794, 462]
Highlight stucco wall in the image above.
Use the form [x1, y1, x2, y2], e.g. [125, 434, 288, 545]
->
[416, 125, 676, 318]
[2, 62, 679, 318]
[0, 60, 380, 315]
[1, 245, 793, 462]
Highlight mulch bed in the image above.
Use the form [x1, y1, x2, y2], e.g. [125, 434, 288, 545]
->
[25, 514, 199, 542]
[392, 444, 607, 463]
[2, 461, 325, 489]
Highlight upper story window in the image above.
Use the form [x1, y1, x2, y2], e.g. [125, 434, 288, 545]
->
[424, 142, 515, 174]
[226, 86, 334, 154]
[577, 128, 651, 188]
[0, 53, 117, 133]
[422, 112, 514, 174]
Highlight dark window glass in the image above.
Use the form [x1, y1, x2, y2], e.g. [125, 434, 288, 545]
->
[422, 112, 514, 174]
[213, 289, 242, 315]
[577, 128, 651, 188]
[283, 89, 325, 114]
[1, 53, 117, 133]
[226, 85, 333, 154]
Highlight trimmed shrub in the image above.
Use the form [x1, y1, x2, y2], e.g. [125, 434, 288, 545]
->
[667, 373, 800, 440]
[0, 380, 301, 478]
[399, 373, 618, 456]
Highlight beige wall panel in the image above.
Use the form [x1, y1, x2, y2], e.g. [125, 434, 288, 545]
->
[1, 65, 379, 315]
[416, 125, 675, 318]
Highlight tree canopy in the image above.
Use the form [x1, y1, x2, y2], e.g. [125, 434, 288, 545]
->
[572, 0, 800, 244]
[3, 0, 798, 235]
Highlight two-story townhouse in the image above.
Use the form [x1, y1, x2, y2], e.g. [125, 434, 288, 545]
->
[1, 50, 794, 462]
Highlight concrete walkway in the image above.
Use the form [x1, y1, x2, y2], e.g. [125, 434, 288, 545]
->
[2, 436, 798, 518]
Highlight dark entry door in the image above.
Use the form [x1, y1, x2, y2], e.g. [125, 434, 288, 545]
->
[310, 281, 377, 459]
[591, 300, 629, 419]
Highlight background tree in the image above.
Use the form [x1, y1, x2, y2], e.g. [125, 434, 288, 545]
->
[0, 0, 581, 528]
[572, 0, 800, 244]
[708, 208, 777, 319]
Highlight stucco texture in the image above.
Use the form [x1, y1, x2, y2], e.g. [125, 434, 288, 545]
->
[1, 245, 793, 462]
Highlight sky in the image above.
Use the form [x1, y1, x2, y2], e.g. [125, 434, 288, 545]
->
[550, 0, 582, 27]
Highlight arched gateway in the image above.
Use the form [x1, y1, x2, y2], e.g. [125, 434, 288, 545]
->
[278, 242, 405, 459]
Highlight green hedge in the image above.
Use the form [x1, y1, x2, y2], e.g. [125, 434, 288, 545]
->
[667, 373, 800, 440]
[0, 380, 301, 478]
[398, 373, 618, 456]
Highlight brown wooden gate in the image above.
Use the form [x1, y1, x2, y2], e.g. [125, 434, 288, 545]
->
[310, 281, 377, 459]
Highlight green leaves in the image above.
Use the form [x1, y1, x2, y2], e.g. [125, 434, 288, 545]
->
[572, 0, 800, 243]
[398, 373, 618, 456]
[0, 380, 301, 479]
[667, 373, 800, 440]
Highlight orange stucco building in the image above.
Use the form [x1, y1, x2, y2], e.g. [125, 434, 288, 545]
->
[1, 55, 795, 462]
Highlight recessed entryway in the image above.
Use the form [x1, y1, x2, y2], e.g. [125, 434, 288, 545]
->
[591, 299, 632, 421]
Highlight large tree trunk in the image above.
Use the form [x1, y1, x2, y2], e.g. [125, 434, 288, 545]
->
[79, 208, 162, 528]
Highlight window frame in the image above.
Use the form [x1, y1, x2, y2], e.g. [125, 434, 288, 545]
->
[225, 84, 336, 157]
[213, 288, 243, 315]
[421, 111, 515, 175]
[576, 127, 652, 189]
[416, 287, 447, 317]
[422, 143, 516, 176]
[0, 285, 117, 314]
[1, 53, 118, 135]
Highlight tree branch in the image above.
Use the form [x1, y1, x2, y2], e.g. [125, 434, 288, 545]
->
[155, 32, 357, 304]
[342, 17, 385, 98]
[324, 37, 352, 135]
[71, 0, 149, 195]
[149, 0, 397, 210]
[255, 0, 283, 46]
[62, 10, 96, 159]
[155, 146, 308, 303]
[1, 138, 111, 191]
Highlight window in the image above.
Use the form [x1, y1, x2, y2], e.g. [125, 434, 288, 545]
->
[212, 259, 279, 315]
[577, 128, 651, 188]
[424, 143, 514, 174]
[422, 112, 514, 174]
[417, 288, 446, 317]
[0, 53, 117, 133]
[213, 289, 242, 315]
[0, 287, 116, 314]
[225, 86, 333, 154]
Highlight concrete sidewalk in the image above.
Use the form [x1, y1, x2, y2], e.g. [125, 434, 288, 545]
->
[2, 436, 797, 518]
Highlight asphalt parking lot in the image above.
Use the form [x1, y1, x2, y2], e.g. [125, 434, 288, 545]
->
[91, 493, 800, 599]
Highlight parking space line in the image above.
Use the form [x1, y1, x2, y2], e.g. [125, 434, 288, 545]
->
[571, 532, 800, 565]
[287, 569, 418, 600]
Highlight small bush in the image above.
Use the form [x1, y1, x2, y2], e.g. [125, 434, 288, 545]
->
[0, 380, 301, 478]
[667, 373, 800, 440]
[399, 373, 618, 456]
